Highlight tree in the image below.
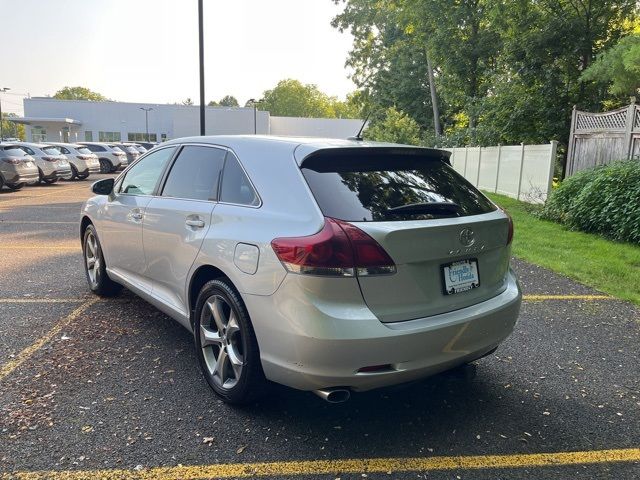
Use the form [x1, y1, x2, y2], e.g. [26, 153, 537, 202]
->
[182, 98, 194, 105]
[207, 100, 219, 107]
[218, 95, 239, 107]
[365, 107, 421, 145]
[259, 79, 335, 117]
[581, 34, 640, 97]
[53, 86, 108, 101]
[1, 113, 25, 140]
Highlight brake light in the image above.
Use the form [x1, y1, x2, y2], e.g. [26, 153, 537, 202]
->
[505, 210, 514, 245]
[271, 218, 396, 277]
[42, 156, 57, 162]
[1, 157, 22, 165]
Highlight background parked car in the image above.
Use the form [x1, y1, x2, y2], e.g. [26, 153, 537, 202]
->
[127, 141, 157, 151]
[123, 142, 147, 154]
[79, 142, 127, 173]
[111, 143, 140, 165]
[16, 142, 72, 184]
[48, 142, 101, 180]
[0, 144, 39, 190]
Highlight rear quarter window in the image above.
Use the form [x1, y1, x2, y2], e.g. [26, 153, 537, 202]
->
[301, 149, 495, 222]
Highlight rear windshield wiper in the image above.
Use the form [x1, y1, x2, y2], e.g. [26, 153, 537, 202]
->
[385, 201, 461, 215]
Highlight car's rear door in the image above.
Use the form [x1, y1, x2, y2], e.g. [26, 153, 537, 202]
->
[99, 146, 177, 292]
[142, 145, 226, 316]
[300, 147, 512, 323]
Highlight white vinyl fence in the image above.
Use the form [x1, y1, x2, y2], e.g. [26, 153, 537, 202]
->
[444, 141, 557, 203]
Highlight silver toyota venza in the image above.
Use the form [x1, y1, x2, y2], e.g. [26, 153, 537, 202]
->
[80, 136, 521, 404]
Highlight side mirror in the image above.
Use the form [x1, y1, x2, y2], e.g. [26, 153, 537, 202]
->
[92, 178, 115, 195]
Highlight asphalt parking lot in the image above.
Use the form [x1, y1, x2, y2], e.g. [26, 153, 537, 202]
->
[0, 177, 639, 480]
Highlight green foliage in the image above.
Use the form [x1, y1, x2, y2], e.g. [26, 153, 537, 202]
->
[182, 98, 194, 106]
[53, 86, 108, 101]
[581, 34, 640, 97]
[1, 113, 25, 140]
[365, 107, 421, 145]
[332, 0, 640, 148]
[218, 95, 239, 107]
[541, 162, 640, 243]
[259, 79, 358, 118]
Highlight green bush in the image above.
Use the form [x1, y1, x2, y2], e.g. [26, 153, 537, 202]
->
[541, 161, 640, 243]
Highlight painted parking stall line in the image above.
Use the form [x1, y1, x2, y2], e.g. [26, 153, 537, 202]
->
[0, 298, 98, 382]
[2, 448, 639, 479]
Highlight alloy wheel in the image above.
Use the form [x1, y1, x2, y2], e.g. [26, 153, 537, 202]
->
[84, 231, 100, 287]
[199, 295, 244, 389]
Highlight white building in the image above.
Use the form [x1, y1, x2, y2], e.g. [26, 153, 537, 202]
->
[10, 98, 363, 143]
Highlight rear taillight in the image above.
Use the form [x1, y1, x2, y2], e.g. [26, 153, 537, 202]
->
[1, 157, 21, 165]
[42, 156, 56, 162]
[505, 211, 514, 245]
[271, 218, 396, 277]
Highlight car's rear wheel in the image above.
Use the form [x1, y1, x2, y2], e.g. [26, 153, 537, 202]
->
[6, 182, 25, 190]
[194, 279, 267, 404]
[70, 164, 79, 180]
[77, 171, 90, 180]
[42, 177, 59, 184]
[99, 159, 112, 174]
[83, 224, 122, 297]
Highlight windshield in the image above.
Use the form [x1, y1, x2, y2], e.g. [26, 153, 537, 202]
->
[301, 151, 496, 221]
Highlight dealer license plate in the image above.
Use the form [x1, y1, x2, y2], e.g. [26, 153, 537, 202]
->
[442, 259, 480, 295]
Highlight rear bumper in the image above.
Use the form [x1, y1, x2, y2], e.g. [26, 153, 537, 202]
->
[3, 171, 39, 184]
[244, 270, 521, 392]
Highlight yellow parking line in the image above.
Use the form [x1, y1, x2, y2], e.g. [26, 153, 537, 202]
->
[2, 448, 639, 479]
[0, 298, 98, 382]
[523, 294, 612, 301]
[0, 298, 85, 303]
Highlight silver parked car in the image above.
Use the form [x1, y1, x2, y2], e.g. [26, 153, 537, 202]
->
[15, 142, 72, 184]
[48, 142, 101, 179]
[79, 142, 127, 173]
[80, 136, 521, 404]
[0, 144, 39, 190]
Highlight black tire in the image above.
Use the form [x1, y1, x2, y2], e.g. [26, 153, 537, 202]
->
[193, 279, 267, 404]
[109, 163, 119, 173]
[82, 224, 122, 297]
[70, 164, 79, 180]
[77, 172, 90, 180]
[6, 183, 25, 190]
[42, 177, 59, 184]
[0, 175, 4, 190]
[99, 158, 112, 174]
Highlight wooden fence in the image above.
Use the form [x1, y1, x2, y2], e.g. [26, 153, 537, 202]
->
[566, 101, 640, 176]
[445, 142, 557, 204]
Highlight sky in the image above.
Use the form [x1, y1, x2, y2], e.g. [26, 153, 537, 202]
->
[0, 0, 356, 115]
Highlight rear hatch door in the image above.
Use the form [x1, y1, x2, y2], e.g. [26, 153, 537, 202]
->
[300, 146, 512, 323]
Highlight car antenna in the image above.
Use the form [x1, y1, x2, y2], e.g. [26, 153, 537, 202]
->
[348, 113, 370, 141]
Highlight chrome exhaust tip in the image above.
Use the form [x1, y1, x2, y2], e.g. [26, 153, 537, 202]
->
[313, 388, 351, 403]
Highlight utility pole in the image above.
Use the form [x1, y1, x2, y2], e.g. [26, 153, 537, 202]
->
[425, 52, 441, 138]
[198, 0, 205, 135]
[248, 99, 259, 134]
[0, 87, 10, 140]
[140, 107, 153, 141]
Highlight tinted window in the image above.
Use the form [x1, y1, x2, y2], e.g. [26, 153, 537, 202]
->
[119, 147, 176, 195]
[162, 146, 225, 201]
[2, 147, 27, 157]
[84, 144, 105, 152]
[42, 146, 60, 155]
[301, 150, 496, 221]
[76, 147, 92, 154]
[59, 147, 71, 154]
[19, 146, 35, 155]
[220, 153, 259, 206]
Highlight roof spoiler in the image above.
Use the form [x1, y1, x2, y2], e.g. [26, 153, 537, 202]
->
[301, 146, 451, 171]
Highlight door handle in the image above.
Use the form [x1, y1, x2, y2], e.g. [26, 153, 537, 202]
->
[129, 209, 143, 221]
[186, 219, 205, 228]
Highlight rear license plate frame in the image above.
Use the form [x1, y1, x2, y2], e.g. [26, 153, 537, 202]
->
[442, 258, 480, 295]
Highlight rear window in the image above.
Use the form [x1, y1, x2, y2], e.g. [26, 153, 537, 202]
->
[76, 147, 92, 154]
[301, 149, 496, 222]
[42, 146, 60, 155]
[1, 147, 27, 157]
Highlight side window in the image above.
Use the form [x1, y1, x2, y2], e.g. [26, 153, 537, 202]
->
[21, 146, 35, 155]
[220, 152, 260, 206]
[119, 147, 176, 196]
[60, 147, 70, 154]
[161, 146, 225, 201]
